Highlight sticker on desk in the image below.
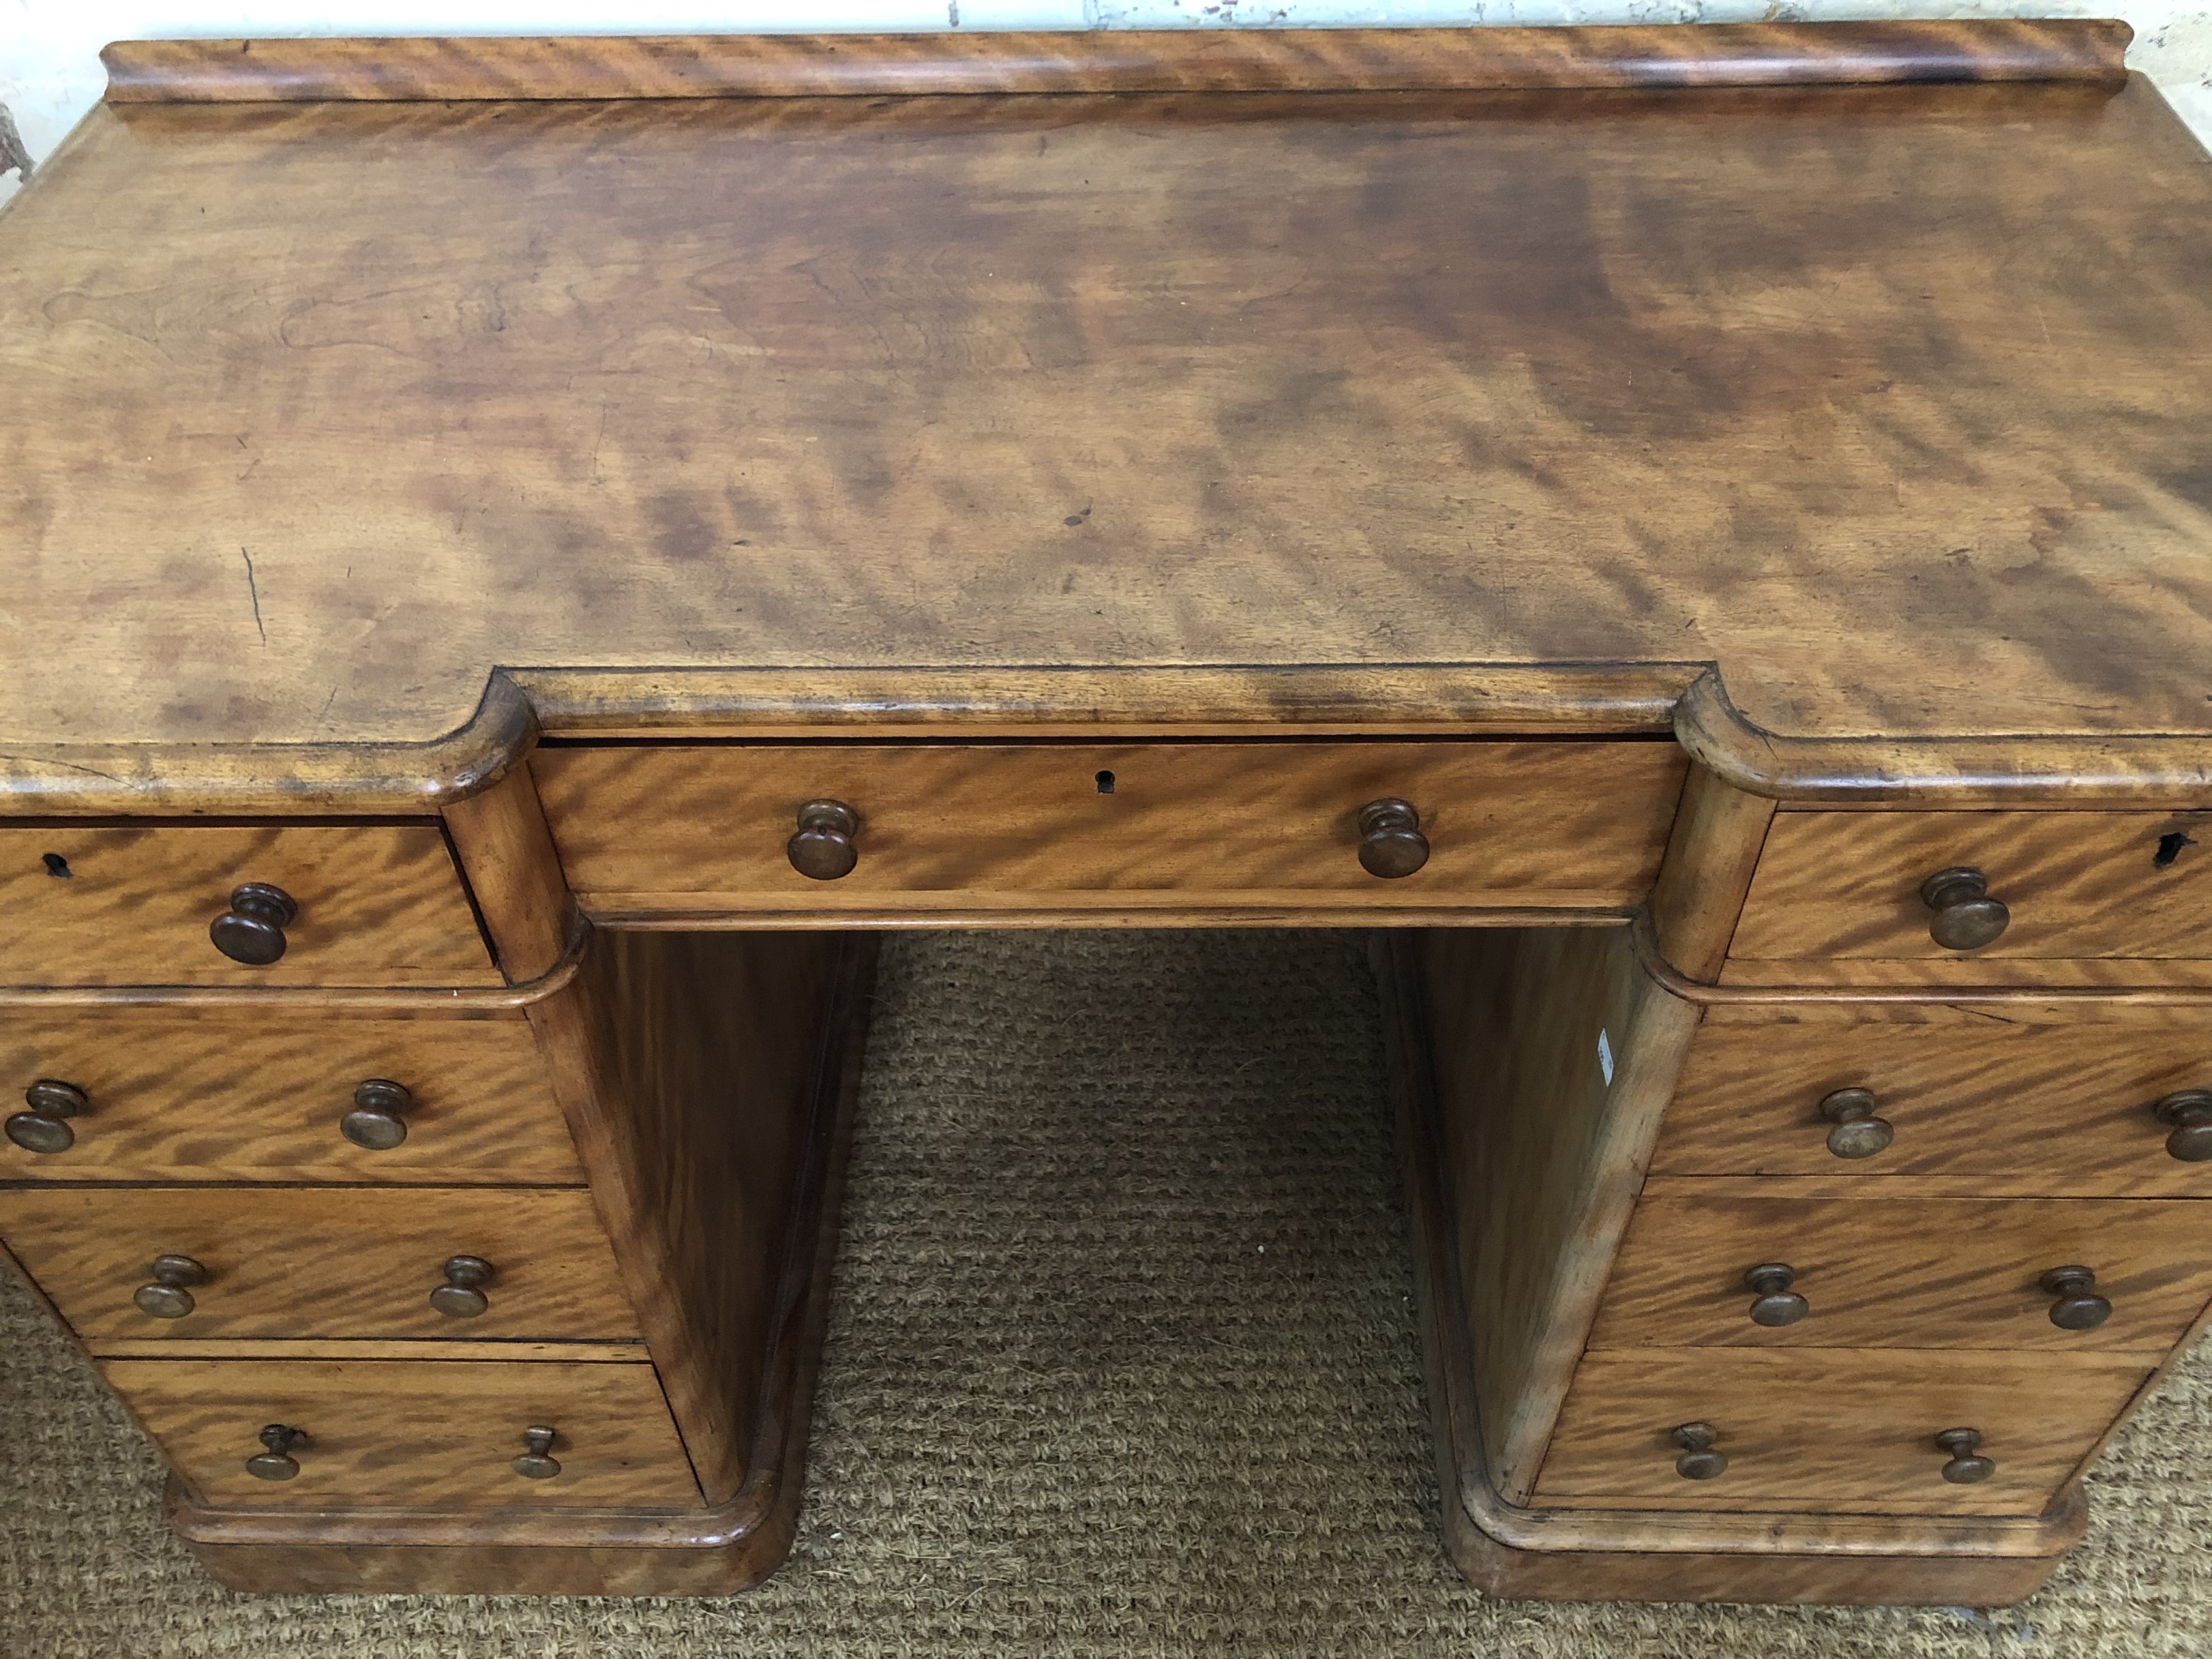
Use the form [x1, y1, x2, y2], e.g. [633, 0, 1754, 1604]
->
[1596, 1029, 1615, 1085]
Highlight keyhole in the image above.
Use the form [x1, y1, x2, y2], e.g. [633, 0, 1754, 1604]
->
[2155, 832, 2197, 869]
[1095, 771, 1116, 795]
[41, 852, 72, 879]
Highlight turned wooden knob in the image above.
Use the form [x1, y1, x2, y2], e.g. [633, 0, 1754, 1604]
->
[1357, 799, 1429, 879]
[2154, 1090, 2212, 1163]
[133, 1253, 208, 1319]
[246, 1424, 305, 1481]
[1936, 1427, 1994, 1484]
[1818, 1088, 1893, 1160]
[7, 1079, 89, 1155]
[1671, 1422, 1727, 1480]
[787, 800, 859, 880]
[209, 882, 298, 965]
[429, 1255, 495, 1318]
[1919, 867, 2008, 951]
[2040, 1265, 2111, 1330]
[341, 1079, 414, 1151]
[1744, 1263, 1809, 1327]
[512, 1425, 562, 1480]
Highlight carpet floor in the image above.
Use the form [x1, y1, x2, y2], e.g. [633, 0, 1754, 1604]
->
[4, 930, 2212, 1657]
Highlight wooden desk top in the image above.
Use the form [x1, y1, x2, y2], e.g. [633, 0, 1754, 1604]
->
[1, 22, 2208, 810]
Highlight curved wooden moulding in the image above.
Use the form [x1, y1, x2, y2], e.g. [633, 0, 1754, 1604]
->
[0, 664, 1698, 819]
[99, 21, 2132, 105]
[6, 660, 2211, 818]
[1674, 672, 2212, 807]
[0, 672, 535, 818]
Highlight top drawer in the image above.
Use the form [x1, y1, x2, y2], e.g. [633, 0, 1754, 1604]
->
[532, 740, 1686, 918]
[1727, 810, 2212, 984]
[0, 825, 500, 988]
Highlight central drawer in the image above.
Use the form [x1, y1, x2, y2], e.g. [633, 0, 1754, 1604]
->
[0, 1187, 639, 1345]
[106, 1357, 700, 1509]
[531, 740, 1686, 917]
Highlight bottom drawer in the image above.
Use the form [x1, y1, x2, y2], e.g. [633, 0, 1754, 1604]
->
[104, 1358, 701, 1510]
[1536, 1349, 2151, 1516]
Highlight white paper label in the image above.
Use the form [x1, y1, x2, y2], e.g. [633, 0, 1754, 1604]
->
[1596, 1029, 1615, 1085]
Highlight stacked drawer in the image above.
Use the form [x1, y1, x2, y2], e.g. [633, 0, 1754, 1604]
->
[1543, 807, 2212, 1518]
[0, 824, 698, 1514]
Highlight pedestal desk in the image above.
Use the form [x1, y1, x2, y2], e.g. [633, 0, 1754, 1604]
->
[4, 19, 2211, 1606]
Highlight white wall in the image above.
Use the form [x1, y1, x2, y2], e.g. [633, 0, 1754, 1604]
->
[3, 0, 2210, 212]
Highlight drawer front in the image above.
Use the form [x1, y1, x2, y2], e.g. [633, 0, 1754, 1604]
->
[105, 1358, 699, 1509]
[1588, 1193, 2212, 1354]
[532, 740, 1686, 915]
[0, 1187, 639, 1345]
[1729, 810, 2212, 973]
[0, 825, 498, 987]
[0, 1012, 581, 1184]
[1650, 1011, 2212, 1192]
[1536, 1349, 2149, 1515]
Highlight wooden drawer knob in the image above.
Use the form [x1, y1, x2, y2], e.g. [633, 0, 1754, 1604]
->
[429, 1255, 495, 1318]
[2154, 1090, 2212, 1162]
[209, 882, 298, 966]
[1743, 1262, 1809, 1327]
[7, 1079, 89, 1155]
[2040, 1265, 2111, 1330]
[1357, 799, 1430, 879]
[246, 1424, 305, 1482]
[1919, 866, 2008, 951]
[1818, 1088, 1893, 1160]
[341, 1079, 414, 1151]
[1935, 1427, 1994, 1484]
[512, 1425, 562, 1480]
[133, 1253, 208, 1319]
[787, 800, 859, 880]
[1671, 1422, 1727, 1480]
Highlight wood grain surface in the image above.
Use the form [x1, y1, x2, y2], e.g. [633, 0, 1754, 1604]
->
[2, 66, 2209, 807]
[1535, 1349, 2149, 1515]
[106, 1357, 700, 1509]
[1652, 1006, 2212, 1191]
[524, 929, 860, 1507]
[0, 1186, 639, 1344]
[1646, 765, 1777, 982]
[1728, 810, 2212, 977]
[0, 1007, 580, 1184]
[101, 23, 2131, 102]
[534, 740, 1684, 917]
[440, 765, 577, 984]
[0, 825, 497, 987]
[1414, 925, 1699, 1506]
[1587, 1193, 2212, 1354]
